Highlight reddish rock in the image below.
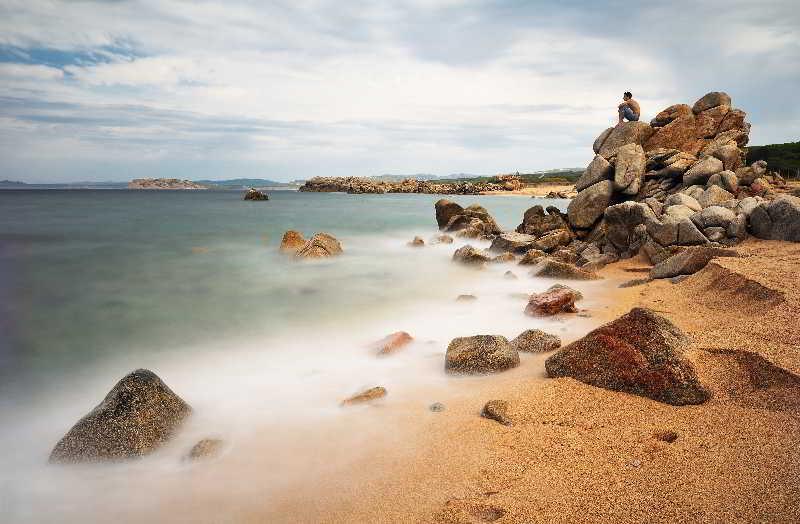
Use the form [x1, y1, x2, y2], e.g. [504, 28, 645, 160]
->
[545, 308, 710, 405]
[294, 233, 343, 259]
[279, 230, 306, 253]
[374, 331, 414, 356]
[524, 284, 583, 316]
[340, 386, 387, 405]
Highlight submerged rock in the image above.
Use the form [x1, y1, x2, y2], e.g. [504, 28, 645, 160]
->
[524, 284, 583, 316]
[279, 230, 306, 253]
[529, 259, 601, 280]
[545, 308, 710, 405]
[510, 329, 561, 353]
[49, 369, 192, 463]
[374, 331, 414, 356]
[445, 335, 519, 374]
[452, 245, 491, 267]
[408, 236, 425, 247]
[341, 386, 387, 405]
[243, 188, 269, 200]
[185, 439, 224, 461]
[294, 233, 343, 259]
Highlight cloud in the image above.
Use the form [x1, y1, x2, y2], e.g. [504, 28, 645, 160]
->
[0, 0, 798, 182]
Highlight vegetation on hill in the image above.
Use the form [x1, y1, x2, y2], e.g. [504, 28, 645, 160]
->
[745, 141, 800, 177]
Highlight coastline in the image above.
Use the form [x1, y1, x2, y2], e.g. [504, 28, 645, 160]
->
[277, 237, 800, 523]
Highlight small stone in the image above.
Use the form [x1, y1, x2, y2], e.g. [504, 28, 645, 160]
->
[341, 386, 387, 406]
[429, 402, 446, 412]
[185, 439, 224, 461]
[408, 236, 425, 247]
[456, 294, 477, 302]
[374, 331, 414, 356]
[481, 400, 512, 426]
[503, 271, 518, 280]
[653, 430, 679, 443]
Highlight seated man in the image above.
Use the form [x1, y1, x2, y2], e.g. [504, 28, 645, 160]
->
[617, 91, 640, 126]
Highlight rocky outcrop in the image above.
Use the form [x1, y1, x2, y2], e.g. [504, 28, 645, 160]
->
[294, 233, 343, 259]
[435, 200, 501, 238]
[650, 246, 739, 279]
[445, 335, 520, 374]
[515, 205, 569, 237]
[128, 178, 208, 190]
[750, 195, 800, 242]
[524, 284, 583, 316]
[299, 175, 522, 195]
[49, 369, 192, 463]
[545, 308, 710, 405]
[243, 188, 269, 200]
[510, 329, 561, 353]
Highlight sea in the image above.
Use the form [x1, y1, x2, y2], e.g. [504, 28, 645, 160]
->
[0, 189, 613, 523]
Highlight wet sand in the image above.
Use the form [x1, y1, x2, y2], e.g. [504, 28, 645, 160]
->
[307, 238, 800, 523]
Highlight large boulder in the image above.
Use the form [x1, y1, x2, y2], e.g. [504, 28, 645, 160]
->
[545, 308, 710, 405]
[664, 193, 702, 212]
[452, 245, 491, 266]
[516, 206, 569, 237]
[692, 91, 732, 114]
[489, 232, 539, 254]
[697, 185, 734, 208]
[645, 215, 680, 246]
[614, 143, 646, 195]
[279, 230, 306, 253]
[604, 201, 657, 250]
[530, 258, 601, 280]
[442, 204, 502, 236]
[683, 156, 724, 187]
[567, 180, 614, 229]
[650, 104, 692, 127]
[524, 284, 583, 316]
[650, 246, 738, 279]
[712, 144, 744, 171]
[531, 229, 572, 252]
[243, 188, 269, 201]
[598, 121, 655, 158]
[593, 127, 614, 154]
[576, 155, 613, 192]
[750, 195, 800, 242]
[295, 233, 343, 259]
[677, 218, 710, 245]
[445, 335, 520, 374]
[435, 199, 464, 230]
[49, 369, 192, 463]
[706, 171, 738, 194]
[696, 206, 737, 229]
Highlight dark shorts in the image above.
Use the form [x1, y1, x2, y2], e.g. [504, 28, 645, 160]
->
[620, 106, 639, 121]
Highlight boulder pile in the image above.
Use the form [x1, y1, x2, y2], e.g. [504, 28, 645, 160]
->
[299, 175, 523, 195]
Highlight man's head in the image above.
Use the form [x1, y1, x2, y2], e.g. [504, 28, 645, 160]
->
[623, 91, 633, 100]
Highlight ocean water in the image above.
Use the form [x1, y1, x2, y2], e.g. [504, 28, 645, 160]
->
[0, 189, 613, 522]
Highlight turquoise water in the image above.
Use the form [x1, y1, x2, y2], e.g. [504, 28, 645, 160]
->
[1, 189, 616, 523]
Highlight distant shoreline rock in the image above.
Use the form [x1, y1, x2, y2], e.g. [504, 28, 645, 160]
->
[298, 175, 522, 195]
[128, 178, 208, 190]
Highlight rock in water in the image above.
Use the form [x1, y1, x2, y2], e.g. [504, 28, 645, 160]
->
[340, 386, 387, 405]
[445, 335, 519, 374]
[185, 439, 224, 461]
[567, 180, 614, 230]
[544, 308, 710, 405]
[510, 329, 561, 352]
[408, 236, 425, 247]
[49, 369, 192, 463]
[243, 188, 269, 200]
[529, 259, 601, 280]
[373, 331, 414, 356]
[452, 245, 491, 267]
[489, 232, 538, 254]
[435, 199, 464, 229]
[481, 400, 512, 426]
[279, 230, 306, 253]
[294, 233, 343, 259]
[524, 284, 583, 316]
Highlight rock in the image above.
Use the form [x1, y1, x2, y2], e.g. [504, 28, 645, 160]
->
[516, 206, 569, 237]
[697, 185, 734, 208]
[435, 200, 464, 229]
[504, 270, 518, 280]
[712, 144, 744, 171]
[544, 308, 710, 405]
[614, 143, 646, 195]
[408, 236, 425, 247]
[431, 234, 454, 244]
[489, 232, 539, 254]
[510, 329, 562, 353]
[593, 127, 614, 154]
[698, 206, 737, 229]
[529, 258, 601, 280]
[665, 205, 696, 220]
[576, 155, 613, 192]
[295, 233, 343, 259]
[650, 246, 738, 279]
[642, 239, 671, 265]
[645, 215, 680, 246]
[643, 116, 710, 157]
[456, 294, 477, 302]
[185, 439, 224, 461]
[279, 230, 306, 253]
[444, 336, 520, 374]
[580, 253, 619, 272]
[532, 229, 572, 252]
[750, 195, 800, 241]
[677, 218, 709, 245]
[552, 248, 580, 265]
[524, 284, 582, 316]
[243, 188, 269, 200]
[49, 369, 192, 463]
[443, 205, 502, 236]
[706, 170, 738, 194]
[598, 121, 655, 158]
[374, 331, 414, 356]
[490, 253, 516, 264]
[703, 227, 726, 242]
[664, 193, 702, 212]
[429, 402, 445, 412]
[684, 185, 706, 201]
[452, 245, 491, 267]
[604, 201, 657, 250]
[683, 156, 724, 187]
[481, 400, 512, 426]
[727, 213, 748, 240]
[717, 109, 748, 134]
[644, 197, 663, 217]
[518, 249, 547, 265]
[129, 178, 208, 190]
[650, 104, 692, 127]
[341, 386, 387, 405]
[567, 180, 614, 229]
[692, 91, 732, 114]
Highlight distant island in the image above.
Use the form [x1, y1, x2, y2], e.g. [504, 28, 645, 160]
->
[128, 178, 208, 190]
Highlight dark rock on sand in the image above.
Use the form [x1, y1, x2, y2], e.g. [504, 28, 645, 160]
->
[481, 400, 512, 426]
[545, 308, 710, 405]
[445, 335, 520, 374]
[510, 329, 561, 352]
[429, 402, 446, 412]
[49, 369, 192, 463]
[524, 284, 583, 316]
[650, 246, 738, 279]
[529, 258, 601, 280]
[341, 386, 387, 405]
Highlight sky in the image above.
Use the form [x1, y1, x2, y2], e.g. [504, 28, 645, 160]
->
[0, 0, 798, 183]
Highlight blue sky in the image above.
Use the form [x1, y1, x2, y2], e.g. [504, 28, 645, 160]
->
[1, 0, 798, 183]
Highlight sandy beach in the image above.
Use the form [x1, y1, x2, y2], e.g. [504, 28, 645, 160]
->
[480, 183, 577, 197]
[271, 237, 800, 523]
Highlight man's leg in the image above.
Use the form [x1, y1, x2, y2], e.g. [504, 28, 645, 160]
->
[616, 106, 625, 126]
